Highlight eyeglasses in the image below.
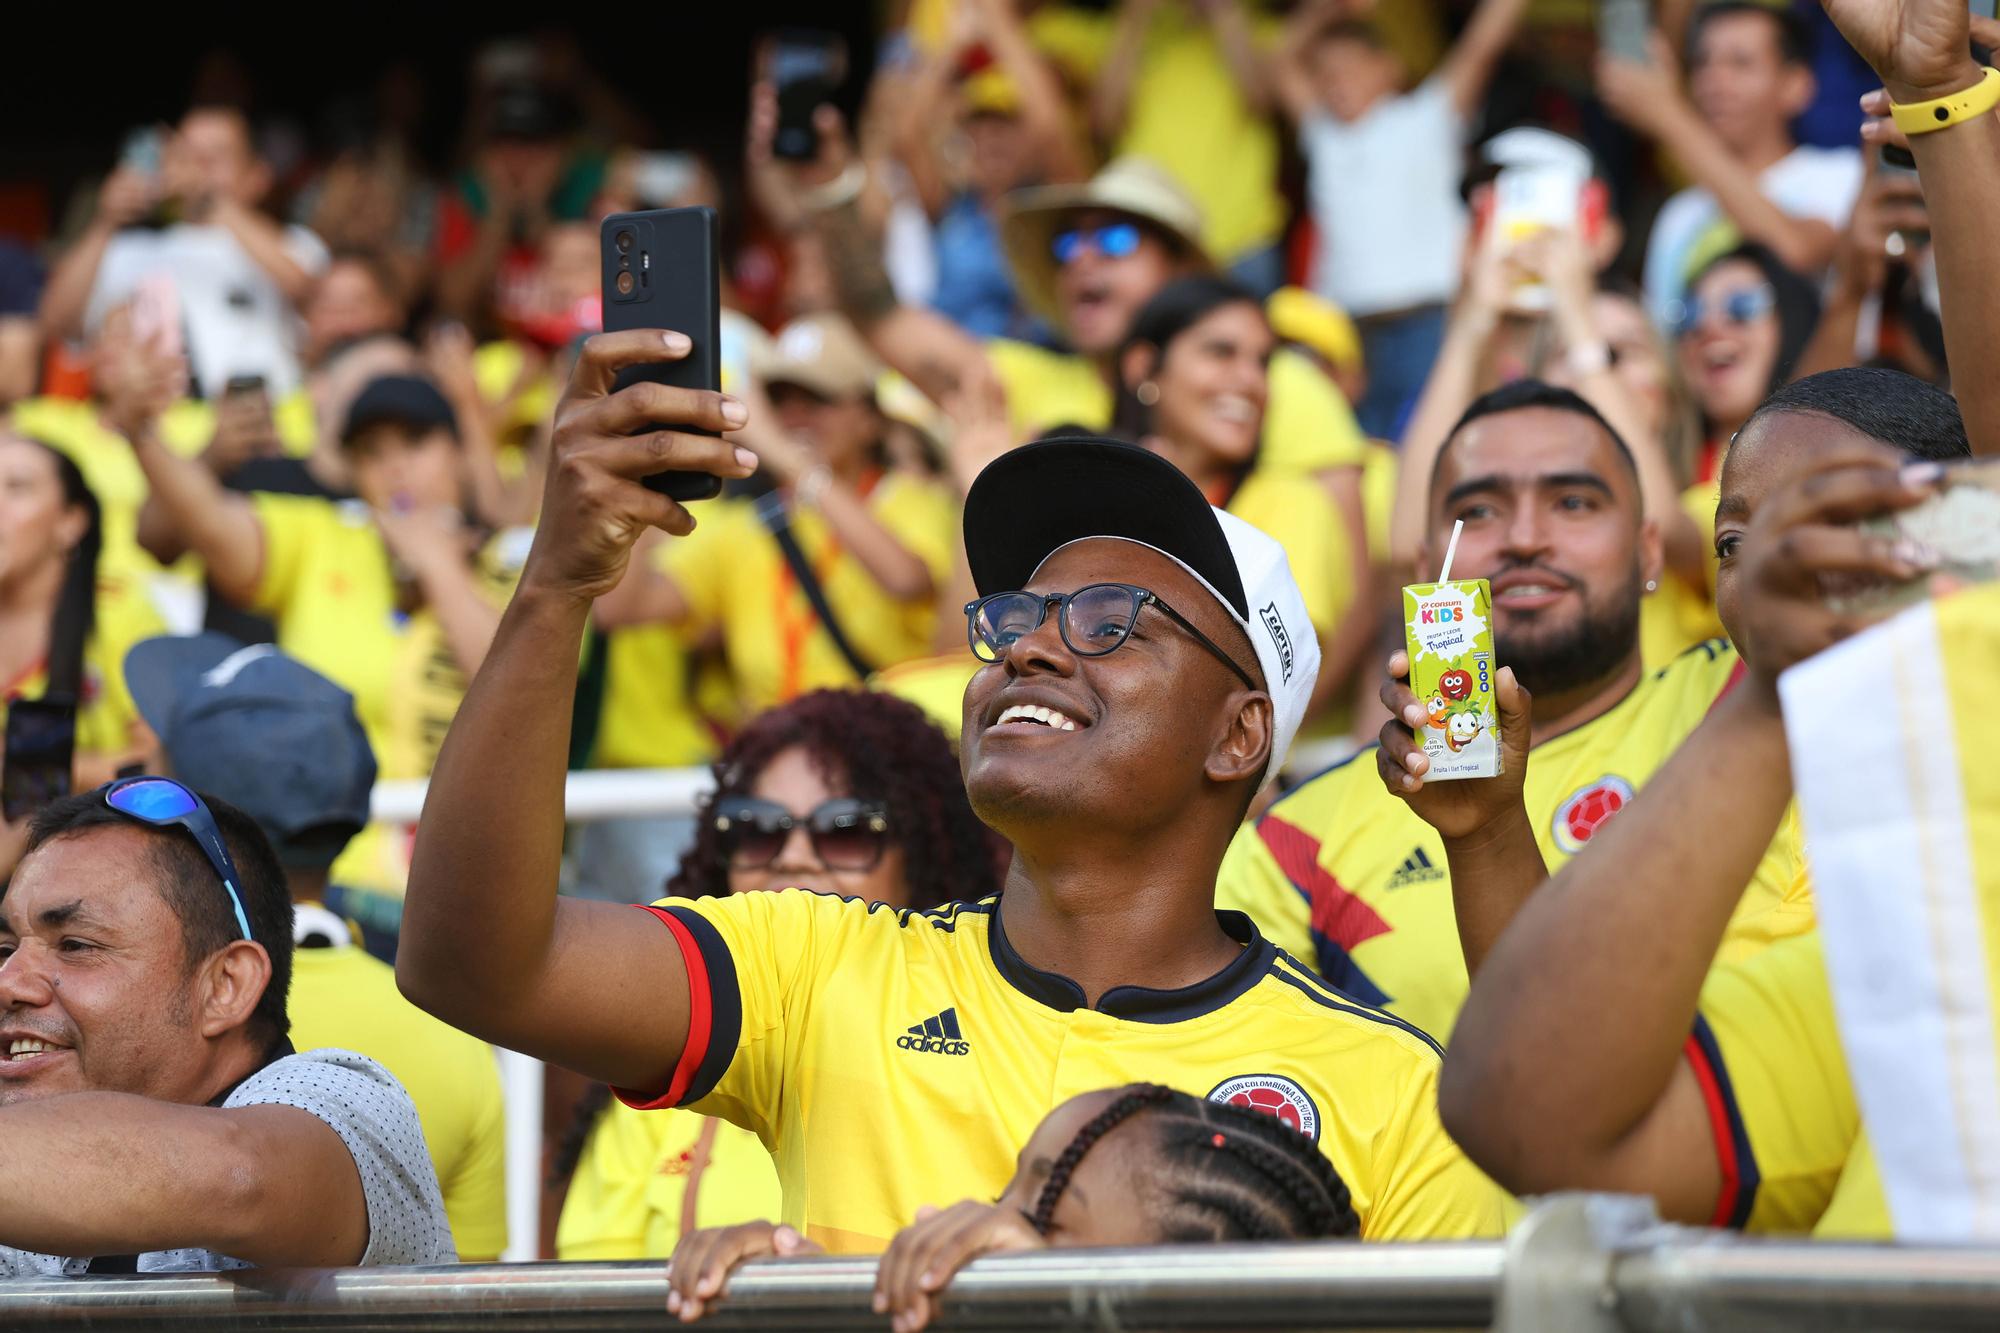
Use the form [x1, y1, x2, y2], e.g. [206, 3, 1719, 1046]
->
[1669, 284, 1777, 337]
[966, 582, 1257, 690]
[713, 796, 892, 871]
[1051, 222, 1142, 265]
[100, 777, 254, 943]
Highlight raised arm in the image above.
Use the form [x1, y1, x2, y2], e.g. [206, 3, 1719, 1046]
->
[1272, 0, 1343, 123]
[1438, 0, 1533, 118]
[1439, 441, 1944, 1218]
[0, 1095, 369, 1268]
[1834, 3, 2000, 454]
[979, 0, 1091, 183]
[1598, 34, 1841, 277]
[396, 331, 758, 1090]
[1198, 0, 1275, 117]
[1091, 0, 1163, 145]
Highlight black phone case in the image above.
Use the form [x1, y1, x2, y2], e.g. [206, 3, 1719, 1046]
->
[600, 206, 724, 502]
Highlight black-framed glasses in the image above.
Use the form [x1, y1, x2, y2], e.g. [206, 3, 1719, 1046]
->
[966, 582, 1257, 690]
[1669, 284, 1776, 337]
[101, 777, 254, 943]
[713, 796, 892, 871]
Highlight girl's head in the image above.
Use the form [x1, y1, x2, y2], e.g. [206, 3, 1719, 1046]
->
[1712, 367, 1970, 656]
[1674, 243, 1820, 438]
[339, 374, 467, 515]
[670, 690, 1002, 909]
[1000, 1084, 1360, 1246]
[1113, 276, 1274, 484]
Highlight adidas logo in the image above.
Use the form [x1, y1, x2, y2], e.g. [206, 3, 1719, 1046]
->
[896, 1007, 971, 1056]
[1387, 846, 1445, 889]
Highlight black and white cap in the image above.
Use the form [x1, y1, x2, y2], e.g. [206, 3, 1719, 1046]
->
[963, 436, 1320, 779]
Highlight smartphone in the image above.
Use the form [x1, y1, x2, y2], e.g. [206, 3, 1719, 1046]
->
[770, 29, 849, 162]
[131, 273, 184, 364]
[1598, 0, 1652, 63]
[3, 698, 77, 823]
[600, 206, 724, 502]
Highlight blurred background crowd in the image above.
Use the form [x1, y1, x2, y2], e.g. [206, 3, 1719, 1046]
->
[0, 0, 1954, 1255]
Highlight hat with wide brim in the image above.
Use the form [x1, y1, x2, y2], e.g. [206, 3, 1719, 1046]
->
[999, 157, 1211, 333]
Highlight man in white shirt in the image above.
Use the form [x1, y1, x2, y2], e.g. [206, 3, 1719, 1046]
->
[41, 107, 328, 397]
[1601, 2, 1862, 322]
[0, 782, 453, 1276]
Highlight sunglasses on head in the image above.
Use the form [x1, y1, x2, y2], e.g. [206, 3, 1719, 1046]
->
[100, 777, 254, 942]
[1051, 222, 1142, 265]
[713, 796, 892, 871]
[1670, 284, 1777, 337]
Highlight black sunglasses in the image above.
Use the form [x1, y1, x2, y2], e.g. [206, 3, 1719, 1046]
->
[965, 582, 1257, 690]
[713, 796, 892, 871]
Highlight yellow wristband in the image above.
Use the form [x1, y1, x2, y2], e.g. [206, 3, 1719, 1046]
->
[1890, 67, 2000, 137]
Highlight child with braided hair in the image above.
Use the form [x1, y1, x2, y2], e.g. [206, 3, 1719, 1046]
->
[868, 1084, 1359, 1333]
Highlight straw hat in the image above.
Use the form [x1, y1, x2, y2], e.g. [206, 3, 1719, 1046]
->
[999, 158, 1211, 332]
[751, 313, 883, 401]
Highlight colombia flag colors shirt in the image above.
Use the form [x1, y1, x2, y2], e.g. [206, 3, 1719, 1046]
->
[618, 889, 1510, 1253]
[1217, 639, 1816, 1042]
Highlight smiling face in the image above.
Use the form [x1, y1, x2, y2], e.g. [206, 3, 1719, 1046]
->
[0, 828, 215, 1106]
[994, 1088, 1171, 1245]
[1137, 301, 1272, 469]
[960, 539, 1265, 844]
[1429, 405, 1659, 699]
[1679, 258, 1782, 436]
[1688, 10, 1810, 156]
[1438, 669, 1472, 701]
[1055, 210, 1184, 358]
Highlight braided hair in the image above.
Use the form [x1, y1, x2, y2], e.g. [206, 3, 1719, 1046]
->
[1028, 1084, 1359, 1242]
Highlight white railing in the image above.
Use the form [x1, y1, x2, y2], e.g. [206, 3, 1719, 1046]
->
[12, 1197, 2000, 1330]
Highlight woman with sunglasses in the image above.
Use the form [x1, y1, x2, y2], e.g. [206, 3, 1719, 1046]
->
[556, 689, 1003, 1263]
[1672, 242, 1822, 482]
[1108, 275, 1372, 719]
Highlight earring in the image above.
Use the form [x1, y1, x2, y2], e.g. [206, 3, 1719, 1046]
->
[1645, 579, 1659, 593]
[1135, 381, 1160, 407]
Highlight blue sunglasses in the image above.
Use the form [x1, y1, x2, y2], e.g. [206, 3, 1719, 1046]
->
[1669, 284, 1777, 338]
[1051, 222, 1142, 265]
[101, 777, 254, 943]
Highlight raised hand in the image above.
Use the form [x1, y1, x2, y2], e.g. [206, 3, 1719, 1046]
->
[522, 329, 756, 604]
[1376, 651, 1532, 843]
[1820, 0, 1982, 102]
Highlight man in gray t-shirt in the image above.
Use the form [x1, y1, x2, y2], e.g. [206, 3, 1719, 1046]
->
[0, 785, 453, 1274]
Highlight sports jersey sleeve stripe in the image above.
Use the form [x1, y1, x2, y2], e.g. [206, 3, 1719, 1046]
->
[1268, 961, 1444, 1059]
[1684, 1014, 1761, 1229]
[614, 906, 743, 1111]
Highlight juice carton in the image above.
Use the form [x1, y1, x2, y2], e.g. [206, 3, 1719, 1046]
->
[1402, 579, 1502, 780]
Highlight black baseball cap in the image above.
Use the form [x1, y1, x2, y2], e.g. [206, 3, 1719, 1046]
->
[341, 374, 458, 447]
[125, 635, 378, 869]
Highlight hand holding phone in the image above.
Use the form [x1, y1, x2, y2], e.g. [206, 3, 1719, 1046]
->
[601, 207, 727, 502]
[767, 30, 849, 163]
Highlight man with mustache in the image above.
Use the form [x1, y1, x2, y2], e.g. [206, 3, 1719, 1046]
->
[1217, 380, 1813, 1040]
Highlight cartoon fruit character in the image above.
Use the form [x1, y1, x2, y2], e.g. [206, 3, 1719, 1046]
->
[1426, 693, 1452, 727]
[1445, 710, 1484, 752]
[1439, 669, 1473, 701]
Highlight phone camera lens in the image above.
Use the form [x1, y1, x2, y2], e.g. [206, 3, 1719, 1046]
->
[615, 231, 635, 255]
[615, 270, 637, 296]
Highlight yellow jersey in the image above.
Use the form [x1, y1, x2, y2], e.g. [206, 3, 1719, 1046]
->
[1027, 6, 1287, 263]
[289, 941, 510, 1260]
[617, 889, 1511, 1253]
[1226, 468, 1356, 639]
[985, 342, 1366, 478]
[1, 566, 164, 761]
[1217, 640, 1815, 1041]
[869, 653, 980, 747]
[556, 1105, 782, 1260]
[250, 494, 526, 891]
[660, 475, 957, 716]
[591, 624, 715, 771]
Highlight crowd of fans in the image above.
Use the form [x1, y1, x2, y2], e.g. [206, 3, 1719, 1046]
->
[2, 0, 1998, 1318]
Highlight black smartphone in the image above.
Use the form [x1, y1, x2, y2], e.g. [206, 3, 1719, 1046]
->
[600, 206, 724, 503]
[3, 698, 77, 823]
[770, 29, 849, 162]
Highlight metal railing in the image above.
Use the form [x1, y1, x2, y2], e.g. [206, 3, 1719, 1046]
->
[11, 1199, 2000, 1331]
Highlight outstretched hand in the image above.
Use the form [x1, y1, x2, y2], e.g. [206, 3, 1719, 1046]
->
[874, 1201, 1047, 1333]
[1820, 0, 1985, 103]
[522, 330, 756, 605]
[665, 1220, 822, 1323]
